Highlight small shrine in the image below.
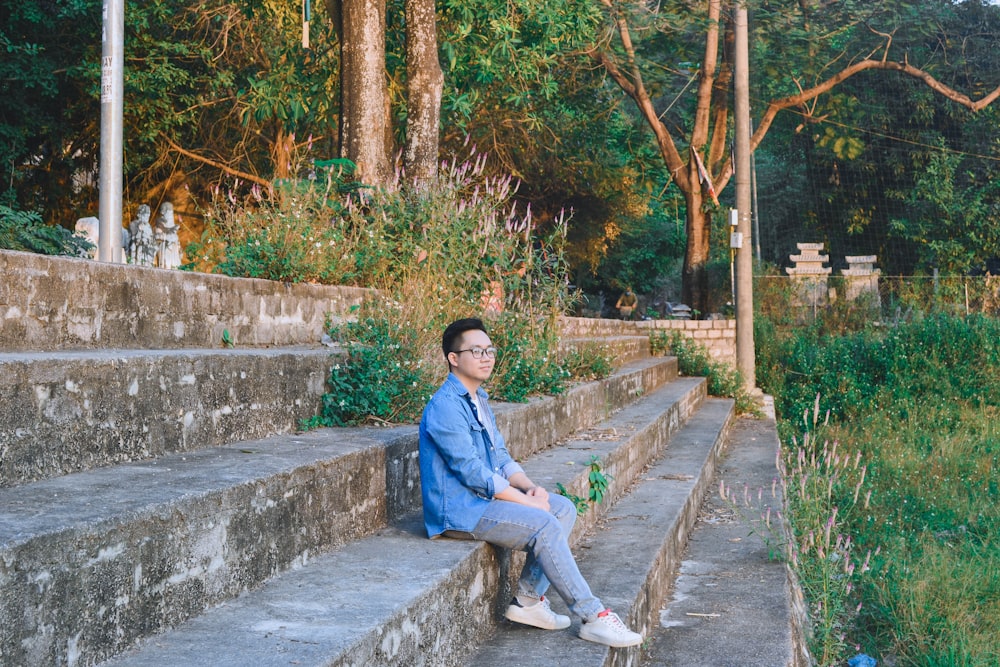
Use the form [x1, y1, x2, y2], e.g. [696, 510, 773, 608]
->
[841, 255, 881, 302]
[786, 242, 832, 309]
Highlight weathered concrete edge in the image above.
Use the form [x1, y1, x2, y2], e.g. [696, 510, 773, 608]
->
[0, 434, 392, 667]
[0, 348, 343, 487]
[607, 398, 735, 667]
[495, 356, 679, 463]
[0, 248, 373, 351]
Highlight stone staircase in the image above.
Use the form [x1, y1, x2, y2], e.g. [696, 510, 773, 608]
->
[0, 249, 800, 666]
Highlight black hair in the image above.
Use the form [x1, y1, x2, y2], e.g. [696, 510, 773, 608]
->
[442, 318, 488, 360]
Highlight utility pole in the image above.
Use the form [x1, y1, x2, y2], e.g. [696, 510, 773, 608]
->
[734, 2, 756, 391]
[98, 0, 124, 263]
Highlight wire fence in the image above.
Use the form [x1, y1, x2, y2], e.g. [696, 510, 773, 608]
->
[753, 273, 1000, 326]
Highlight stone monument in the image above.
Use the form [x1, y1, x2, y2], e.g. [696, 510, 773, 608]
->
[786, 242, 832, 311]
[841, 255, 881, 303]
[154, 202, 182, 269]
[129, 205, 157, 267]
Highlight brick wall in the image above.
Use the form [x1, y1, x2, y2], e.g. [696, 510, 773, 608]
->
[640, 319, 737, 367]
[558, 315, 737, 367]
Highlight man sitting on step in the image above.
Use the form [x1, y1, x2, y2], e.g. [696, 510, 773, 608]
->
[418, 318, 643, 648]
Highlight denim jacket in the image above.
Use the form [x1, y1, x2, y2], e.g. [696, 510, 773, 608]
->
[419, 373, 524, 538]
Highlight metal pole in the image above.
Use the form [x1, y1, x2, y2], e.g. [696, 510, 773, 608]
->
[98, 0, 124, 263]
[734, 2, 756, 391]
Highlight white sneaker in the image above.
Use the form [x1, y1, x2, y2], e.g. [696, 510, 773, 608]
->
[504, 596, 571, 630]
[578, 609, 643, 647]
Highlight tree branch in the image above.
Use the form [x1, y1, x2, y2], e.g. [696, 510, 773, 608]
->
[161, 134, 273, 191]
[753, 59, 1000, 152]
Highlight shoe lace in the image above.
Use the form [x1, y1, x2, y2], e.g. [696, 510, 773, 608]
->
[600, 610, 629, 632]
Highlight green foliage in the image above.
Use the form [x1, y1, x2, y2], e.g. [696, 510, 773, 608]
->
[650, 330, 757, 414]
[0, 205, 93, 257]
[188, 162, 357, 283]
[487, 315, 570, 403]
[586, 455, 611, 505]
[560, 342, 615, 382]
[555, 455, 612, 516]
[305, 305, 438, 427]
[888, 143, 1000, 275]
[555, 482, 589, 515]
[757, 313, 1000, 427]
[284, 147, 583, 424]
[761, 312, 1000, 663]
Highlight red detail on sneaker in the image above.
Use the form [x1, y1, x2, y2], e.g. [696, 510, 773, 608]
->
[597, 608, 611, 618]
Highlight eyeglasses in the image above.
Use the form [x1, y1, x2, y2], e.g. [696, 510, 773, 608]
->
[453, 346, 498, 360]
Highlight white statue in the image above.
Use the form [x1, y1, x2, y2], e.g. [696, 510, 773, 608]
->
[74, 217, 100, 258]
[74, 216, 129, 261]
[129, 204, 156, 266]
[154, 202, 182, 269]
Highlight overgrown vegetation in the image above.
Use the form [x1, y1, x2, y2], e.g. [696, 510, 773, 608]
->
[0, 204, 92, 257]
[255, 146, 615, 427]
[650, 329, 757, 414]
[756, 287, 1000, 666]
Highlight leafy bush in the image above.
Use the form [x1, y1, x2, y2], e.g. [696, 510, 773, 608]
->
[758, 314, 1000, 426]
[560, 342, 615, 382]
[286, 146, 582, 423]
[305, 300, 439, 426]
[758, 313, 1000, 665]
[0, 205, 93, 257]
[651, 329, 757, 414]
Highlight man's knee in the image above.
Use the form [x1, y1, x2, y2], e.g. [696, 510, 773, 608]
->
[550, 493, 575, 517]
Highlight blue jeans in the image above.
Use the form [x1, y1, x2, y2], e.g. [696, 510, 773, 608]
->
[468, 494, 604, 620]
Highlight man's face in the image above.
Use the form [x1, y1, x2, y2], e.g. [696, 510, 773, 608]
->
[448, 329, 496, 385]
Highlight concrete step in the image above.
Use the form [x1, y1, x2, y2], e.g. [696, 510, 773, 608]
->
[466, 397, 735, 667]
[0, 336, 667, 489]
[0, 346, 344, 487]
[94, 377, 709, 667]
[0, 357, 678, 667]
[646, 413, 807, 667]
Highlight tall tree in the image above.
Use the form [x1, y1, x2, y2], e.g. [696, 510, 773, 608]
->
[331, 0, 391, 187]
[403, 0, 444, 185]
[590, 0, 1000, 313]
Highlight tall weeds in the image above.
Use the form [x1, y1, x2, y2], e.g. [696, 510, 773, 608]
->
[197, 143, 585, 424]
[758, 305, 1000, 666]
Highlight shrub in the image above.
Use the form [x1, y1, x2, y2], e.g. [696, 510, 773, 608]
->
[0, 204, 93, 257]
[651, 329, 757, 414]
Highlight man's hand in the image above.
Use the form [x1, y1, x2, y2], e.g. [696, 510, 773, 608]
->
[496, 481, 550, 511]
[520, 491, 550, 512]
[525, 485, 549, 502]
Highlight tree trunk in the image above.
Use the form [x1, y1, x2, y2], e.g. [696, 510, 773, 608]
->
[336, 0, 390, 188]
[682, 189, 711, 313]
[403, 0, 443, 187]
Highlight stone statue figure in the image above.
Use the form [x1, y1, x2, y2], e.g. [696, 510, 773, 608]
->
[129, 205, 157, 266]
[74, 216, 130, 261]
[154, 202, 182, 269]
[74, 217, 100, 259]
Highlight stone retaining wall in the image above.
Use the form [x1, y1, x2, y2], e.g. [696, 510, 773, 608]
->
[558, 316, 737, 366]
[0, 249, 372, 351]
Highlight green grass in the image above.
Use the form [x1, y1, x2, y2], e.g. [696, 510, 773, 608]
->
[759, 314, 1000, 666]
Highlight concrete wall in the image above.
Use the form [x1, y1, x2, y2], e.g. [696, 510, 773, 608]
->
[0, 249, 373, 351]
[558, 316, 737, 366]
[641, 319, 737, 366]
